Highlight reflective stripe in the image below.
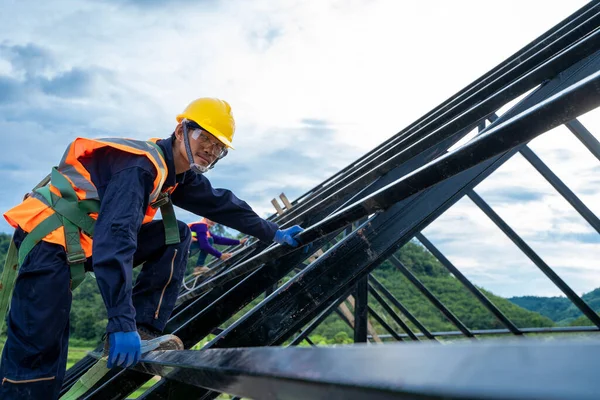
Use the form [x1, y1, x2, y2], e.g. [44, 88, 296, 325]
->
[59, 164, 98, 200]
[2, 376, 55, 385]
[95, 138, 167, 201]
[59, 138, 168, 203]
[155, 249, 177, 320]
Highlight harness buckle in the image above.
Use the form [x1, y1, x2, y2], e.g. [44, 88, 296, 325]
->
[67, 251, 87, 265]
[150, 192, 170, 209]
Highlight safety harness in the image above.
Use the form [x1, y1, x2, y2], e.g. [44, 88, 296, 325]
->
[0, 141, 180, 333]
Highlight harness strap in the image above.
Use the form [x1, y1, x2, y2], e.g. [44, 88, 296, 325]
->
[0, 237, 19, 333]
[147, 141, 181, 246]
[32, 167, 96, 288]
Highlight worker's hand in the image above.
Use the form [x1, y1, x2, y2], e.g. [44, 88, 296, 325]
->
[220, 253, 233, 261]
[274, 225, 304, 247]
[240, 238, 248, 245]
[107, 331, 141, 369]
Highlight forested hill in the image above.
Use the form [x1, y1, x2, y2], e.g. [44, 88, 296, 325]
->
[510, 288, 600, 325]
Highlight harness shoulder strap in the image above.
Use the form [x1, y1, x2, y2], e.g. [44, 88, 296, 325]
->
[146, 141, 181, 246]
[0, 237, 19, 333]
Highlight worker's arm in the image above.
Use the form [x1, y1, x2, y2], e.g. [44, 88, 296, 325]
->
[211, 233, 241, 246]
[192, 224, 223, 258]
[84, 149, 155, 333]
[172, 173, 278, 242]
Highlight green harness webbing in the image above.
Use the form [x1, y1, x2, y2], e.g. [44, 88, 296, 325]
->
[147, 140, 180, 245]
[0, 237, 19, 331]
[30, 167, 99, 290]
[60, 357, 108, 400]
[0, 141, 180, 336]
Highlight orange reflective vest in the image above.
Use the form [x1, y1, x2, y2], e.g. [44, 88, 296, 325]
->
[4, 137, 174, 258]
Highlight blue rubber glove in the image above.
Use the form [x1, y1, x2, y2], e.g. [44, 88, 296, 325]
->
[274, 225, 304, 247]
[107, 331, 141, 369]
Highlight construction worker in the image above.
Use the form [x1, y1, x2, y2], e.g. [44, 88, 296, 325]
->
[0, 97, 304, 400]
[188, 218, 248, 275]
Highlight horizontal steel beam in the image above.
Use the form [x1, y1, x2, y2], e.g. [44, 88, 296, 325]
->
[133, 340, 600, 400]
[372, 325, 600, 339]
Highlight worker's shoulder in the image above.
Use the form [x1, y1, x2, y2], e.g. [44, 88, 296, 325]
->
[85, 146, 158, 176]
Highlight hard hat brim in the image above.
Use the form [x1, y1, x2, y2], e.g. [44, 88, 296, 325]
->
[177, 114, 235, 150]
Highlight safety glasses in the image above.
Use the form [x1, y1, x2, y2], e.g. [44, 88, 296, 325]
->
[182, 120, 228, 174]
[189, 127, 228, 160]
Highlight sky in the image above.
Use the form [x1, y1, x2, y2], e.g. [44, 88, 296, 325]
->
[0, 0, 598, 298]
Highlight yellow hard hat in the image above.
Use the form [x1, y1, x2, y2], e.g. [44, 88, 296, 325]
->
[176, 98, 236, 149]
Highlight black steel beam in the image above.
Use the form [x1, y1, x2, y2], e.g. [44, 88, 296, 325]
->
[375, 325, 600, 339]
[354, 277, 369, 343]
[415, 233, 523, 335]
[290, 289, 354, 346]
[566, 118, 600, 163]
[467, 190, 600, 328]
[520, 145, 600, 234]
[388, 255, 474, 337]
[335, 308, 355, 330]
[368, 284, 419, 341]
[325, 122, 482, 220]
[367, 305, 404, 342]
[174, 231, 339, 340]
[132, 340, 600, 400]
[78, 233, 342, 399]
[369, 274, 436, 340]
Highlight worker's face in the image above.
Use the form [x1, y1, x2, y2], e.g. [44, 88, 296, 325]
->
[205, 220, 216, 228]
[175, 123, 227, 170]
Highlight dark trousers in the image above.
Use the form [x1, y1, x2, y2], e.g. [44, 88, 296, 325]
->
[195, 237, 214, 267]
[0, 220, 191, 400]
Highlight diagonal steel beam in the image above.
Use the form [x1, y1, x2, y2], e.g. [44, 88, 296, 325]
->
[467, 190, 600, 328]
[368, 305, 404, 342]
[368, 284, 419, 341]
[520, 145, 600, 234]
[415, 233, 522, 335]
[566, 118, 600, 163]
[369, 274, 437, 340]
[388, 255, 473, 337]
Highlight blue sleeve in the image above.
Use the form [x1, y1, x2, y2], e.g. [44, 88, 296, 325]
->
[171, 173, 278, 242]
[85, 150, 155, 333]
[211, 234, 240, 246]
[196, 229, 222, 259]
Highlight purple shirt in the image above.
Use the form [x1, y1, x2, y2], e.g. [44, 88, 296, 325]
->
[190, 222, 240, 258]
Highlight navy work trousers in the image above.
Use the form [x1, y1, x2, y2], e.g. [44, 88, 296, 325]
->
[195, 236, 215, 267]
[0, 220, 191, 400]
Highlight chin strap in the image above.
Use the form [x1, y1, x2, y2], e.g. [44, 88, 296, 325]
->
[182, 121, 209, 174]
[182, 119, 225, 174]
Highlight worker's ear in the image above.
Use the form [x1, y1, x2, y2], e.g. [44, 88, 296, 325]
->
[174, 123, 183, 141]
